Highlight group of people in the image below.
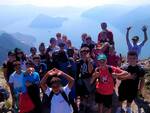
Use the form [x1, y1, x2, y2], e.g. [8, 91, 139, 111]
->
[2, 22, 148, 113]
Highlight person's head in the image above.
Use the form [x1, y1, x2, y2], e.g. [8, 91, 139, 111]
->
[132, 36, 139, 45]
[39, 43, 45, 54]
[97, 54, 107, 67]
[16, 49, 23, 58]
[80, 47, 90, 59]
[33, 55, 41, 65]
[62, 35, 68, 43]
[67, 48, 74, 58]
[81, 33, 87, 42]
[50, 38, 57, 47]
[26, 60, 34, 68]
[58, 42, 65, 51]
[50, 77, 62, 93]
[86, 35, 92, 44]
[8, 51, 16, 61]
[101, 22, 107, 30]
[56, 33, 61, 40]
[127, 51, 138, 66]
[13, 60, 21, 71]
[30, 47, 37, 55]
[66, 40, 72, 48]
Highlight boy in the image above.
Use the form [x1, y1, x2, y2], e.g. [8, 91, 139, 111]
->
[92, 54, 133, 113]
[116, 51, 145, 113]
[126, 26, 148, 56]
[41, 68, 74, 113]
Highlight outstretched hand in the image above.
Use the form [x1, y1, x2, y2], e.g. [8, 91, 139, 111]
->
[127, 26, 132, 31]
[142, 25, 147, 32]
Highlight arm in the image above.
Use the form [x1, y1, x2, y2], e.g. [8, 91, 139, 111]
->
[91, 68, 99, 84]
[88, 59, 94, 74]
[126, 27, 132, 47]
[138, 77, 145, 93]
[58, 70, 74, 89]
[40, 69, 56, 92]
[141, 26, 148, 45]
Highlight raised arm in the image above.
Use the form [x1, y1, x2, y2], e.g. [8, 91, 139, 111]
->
[141, 25, 148, 45]
[126, 26, 132, 46]
[40, 68, 56, 92]
[57, 69, 74, 89]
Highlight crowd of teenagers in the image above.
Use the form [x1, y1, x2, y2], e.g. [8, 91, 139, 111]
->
[2, 22, 149, 113]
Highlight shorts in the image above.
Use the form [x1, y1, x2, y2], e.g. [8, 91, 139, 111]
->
[118, 86, 138, 103]
[95, 92, 113, 108]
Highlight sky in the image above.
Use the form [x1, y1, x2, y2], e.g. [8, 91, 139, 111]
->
[0, 0, 150, 7]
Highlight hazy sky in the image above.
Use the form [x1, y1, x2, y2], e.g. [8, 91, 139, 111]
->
[0, 0, 150, 7]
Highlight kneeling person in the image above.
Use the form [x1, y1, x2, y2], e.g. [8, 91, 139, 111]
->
[41, 68, 74, 113]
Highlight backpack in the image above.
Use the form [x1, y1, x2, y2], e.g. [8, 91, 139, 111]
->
[42, 89, 70, 113]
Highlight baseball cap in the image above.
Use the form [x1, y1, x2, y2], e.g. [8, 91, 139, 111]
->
[97, 54, 107, 61]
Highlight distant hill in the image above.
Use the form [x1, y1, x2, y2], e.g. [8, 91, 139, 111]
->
[12, 32, 36, 46]
[0, 33, 31, 65]
[30, 14, 67, 28]
[81, 5, 133, 23]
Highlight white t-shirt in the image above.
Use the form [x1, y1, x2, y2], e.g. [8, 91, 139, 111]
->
[9, 71, 26, 94]
[45, 85, 73, 113]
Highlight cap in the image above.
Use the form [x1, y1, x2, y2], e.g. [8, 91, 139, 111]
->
[97, 54, 107, 60]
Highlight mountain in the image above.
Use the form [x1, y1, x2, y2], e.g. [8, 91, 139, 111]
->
[0, 33, 31, 64]
[12, 32, 36, 46]
[81, 5, 133, 23]
[30, 14, 67, 28]
[112, 5, 150, 31]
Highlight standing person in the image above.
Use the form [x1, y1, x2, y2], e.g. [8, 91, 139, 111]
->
[126, 26, 148, 56]
[40, 68, 74, 113]
[29, 47, 37, 61]
[98, 22, 114, 46]
[81, 35, 95, 53]
[46, 38, 60, 57]
[91, 54, 132, 113]
[32, 55, 47, 79]
[39, 42, 47, 63]
[9, 61, 26, 112]
[76, 47, 95, 112]
[56, 32, 63, 46]
[24, 63, 41, 113]
[3, 51, 16, 82]
[116, 51, 146, 113]
[81, 33, 88, 45]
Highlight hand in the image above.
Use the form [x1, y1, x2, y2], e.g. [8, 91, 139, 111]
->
[46, 68, 57, 77]
[127, 73, 136, 80]
[26, 81, 32, 87]
[127, 26, 132, 31]
[142, 25, 147, 32]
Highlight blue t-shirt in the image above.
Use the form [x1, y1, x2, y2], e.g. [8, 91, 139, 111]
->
[24, 72, 40, 85]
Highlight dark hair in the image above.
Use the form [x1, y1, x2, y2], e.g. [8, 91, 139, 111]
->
[30, 47, 37, 52]
[50, 77, 61, 84]
[33, 55, 40, 60]
[50, 38, 56, 43]
[8, 51, 15, 56]
[127, 51, 138, 57]
[13, 60, 21, 66]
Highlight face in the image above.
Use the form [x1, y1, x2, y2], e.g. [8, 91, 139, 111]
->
[127, 55, 138, 66]
[132, 39, 138, 45]
[81, 50, 89, 58]
[97, 59, 107, 67]
[33, 58, 40, 65]
[14, 62, 21, 71]
[67, 40, 72, 47]
[81, 34, 87, 42]
[56, 34, 61, 40]
[8, 54, 16, 61]
[39, 46, 45, 53]
[51, 40, 57, 46]
[31, 48, 37, 55]
[101, 23, 107, 30]
[51, 83, 61, 93]
[86, 38, 91, 44]
[17, 52, 23, 58]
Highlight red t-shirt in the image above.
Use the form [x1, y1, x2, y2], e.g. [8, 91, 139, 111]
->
[96, 66, 123, 95]
[98, 30, 114, 45]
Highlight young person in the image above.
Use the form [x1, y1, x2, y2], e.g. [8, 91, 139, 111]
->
[9, 61, 26, 112]
[116, 51, 146, 113]
[126, 26, 148, 56]
[91, 54, 133, 113]
[40, 68, 74, 113]
[98, 22, 114, 46]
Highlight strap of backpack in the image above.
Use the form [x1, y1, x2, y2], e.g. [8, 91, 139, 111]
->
[60, 90, 70, 106]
